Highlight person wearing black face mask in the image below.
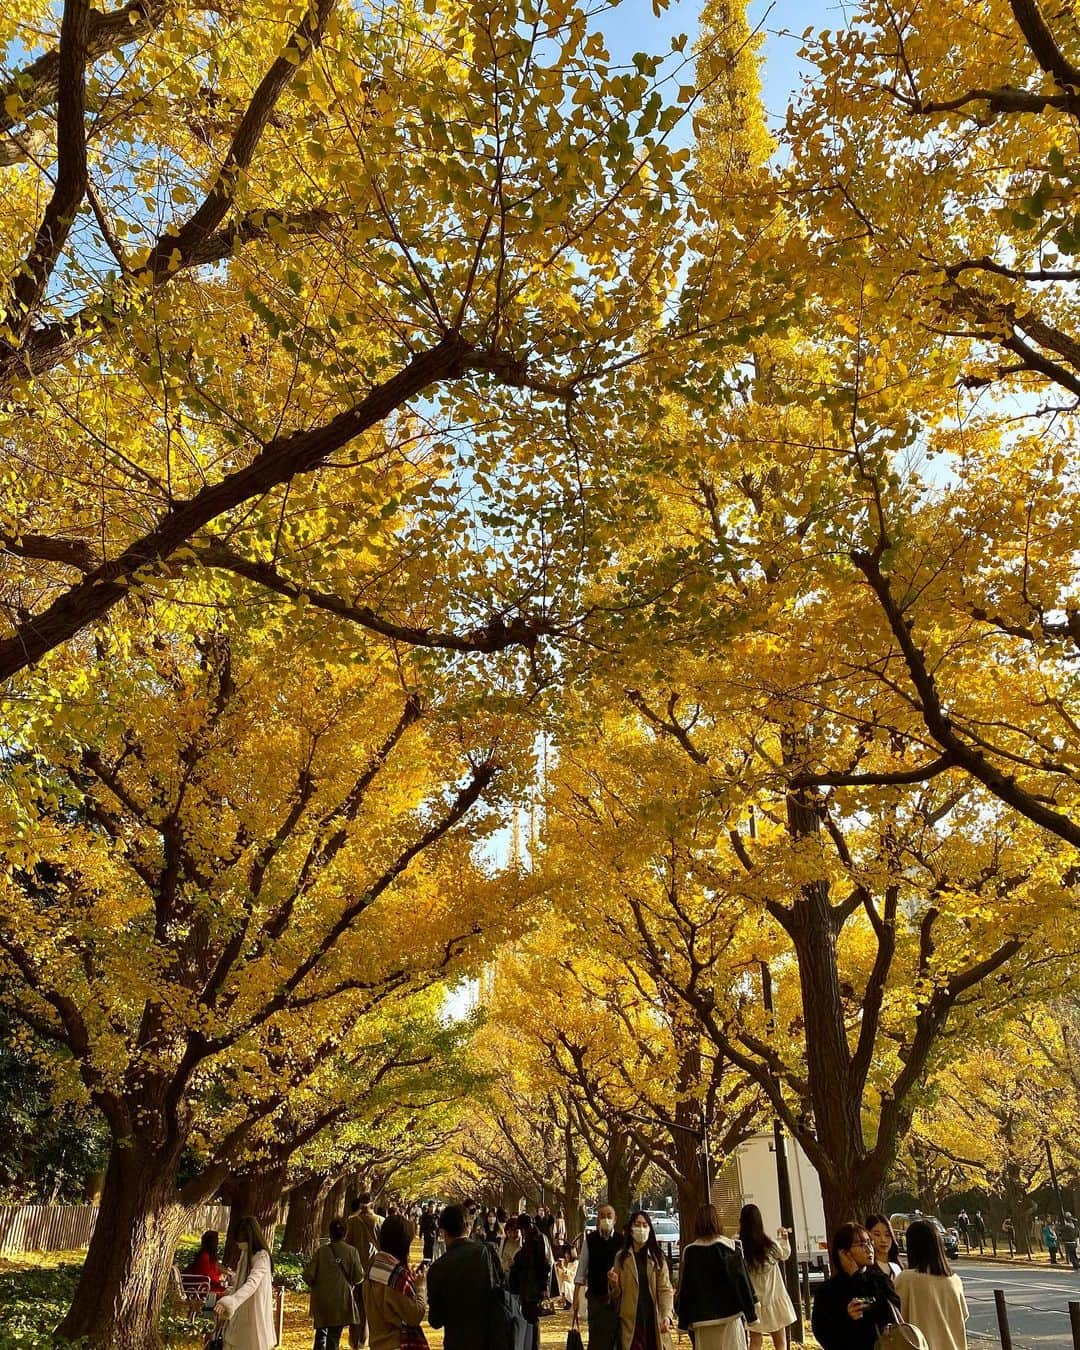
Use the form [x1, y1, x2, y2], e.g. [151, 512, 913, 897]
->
[574, 1205, 622, 1348]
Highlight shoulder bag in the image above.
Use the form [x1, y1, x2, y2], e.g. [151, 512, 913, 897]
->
[332, 1249, 364, 1324]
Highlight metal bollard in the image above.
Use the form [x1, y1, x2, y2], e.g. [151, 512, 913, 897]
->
[994, 1289, 1012, 1350]
[1069, 1301, 1080, 1350]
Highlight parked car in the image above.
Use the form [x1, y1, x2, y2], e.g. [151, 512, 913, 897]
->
[889, 1212, 960, 1259]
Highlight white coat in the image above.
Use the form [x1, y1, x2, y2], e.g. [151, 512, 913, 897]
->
[216, 1248, 276, 1350]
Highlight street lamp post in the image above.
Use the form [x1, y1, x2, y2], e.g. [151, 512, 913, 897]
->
[1045, 1137, 1068, 1227]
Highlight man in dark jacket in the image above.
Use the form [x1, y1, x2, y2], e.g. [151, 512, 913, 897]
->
[1060, 1214, 1080, 1270]
[419, 1203, 439, 1262]
[573, 1204, 621, 1349]
[427, 1203, 500, 1350]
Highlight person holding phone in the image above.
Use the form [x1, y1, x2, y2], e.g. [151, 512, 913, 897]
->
[812, 1223, 900, 1350]
[364, 1215, 428, 1350]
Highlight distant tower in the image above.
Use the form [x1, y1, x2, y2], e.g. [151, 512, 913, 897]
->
[510, 810, 523, 870]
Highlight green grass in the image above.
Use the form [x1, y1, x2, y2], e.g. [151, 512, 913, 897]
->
[0, 1259, 87, 1349]
[0, 1249, 200, 1348]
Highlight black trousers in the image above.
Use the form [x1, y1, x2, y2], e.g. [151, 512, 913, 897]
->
[587, 1293, 620, 1349]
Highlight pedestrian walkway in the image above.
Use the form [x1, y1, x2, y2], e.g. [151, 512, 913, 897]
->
[273, 1291, 579, 1349]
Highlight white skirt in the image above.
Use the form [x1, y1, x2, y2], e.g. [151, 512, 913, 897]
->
[747, 1261, 796, 1335]
[691, 1313, 749, 1350]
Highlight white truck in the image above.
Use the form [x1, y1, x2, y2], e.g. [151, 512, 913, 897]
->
[731, 1132, 829, 1271]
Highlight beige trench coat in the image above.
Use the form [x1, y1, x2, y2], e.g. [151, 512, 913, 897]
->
[612, 1248, 675, 1350]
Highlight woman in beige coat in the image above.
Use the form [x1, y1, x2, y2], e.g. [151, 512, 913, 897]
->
[364, 1214, 429, 1350]
[607, 1211, 675, 1350]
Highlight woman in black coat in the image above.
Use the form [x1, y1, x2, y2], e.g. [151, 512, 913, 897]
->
[509, 1214, 552, 1350]
[675, 1205, 757, 1350]
[812, 1223, 901, 1350]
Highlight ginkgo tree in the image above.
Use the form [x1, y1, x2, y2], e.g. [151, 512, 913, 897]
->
[777, 0, 1080, 851]
[0, 0, 786, 691]
[0, 603, 532, 1347]
[902, 1005, 1080, 1250]
[483, 925, 762, 1233]
[538, 670, 1078, 1233]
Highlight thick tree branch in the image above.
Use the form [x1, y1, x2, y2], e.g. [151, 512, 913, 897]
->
[196, 541, 555, 653]
[4, 0, 91, 341]
[0, 330, 475, 683]
[1008, 0, 1080, 91]
[0, 0, 171, 136]
[138, 0, 339, 285]
[852, 549, 1080, 850]
[0, 532, 96, 572]
[887, 84, 1076, 116]
[0, 207, 338, 388]
[792, 754, 956, 789]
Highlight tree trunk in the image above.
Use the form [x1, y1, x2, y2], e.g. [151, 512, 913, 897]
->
[282, 1172, 333, 1253]
[668, 1112, 704, 1242]
[675, 1173, 702, 1247]
[325, 1175, 348, 1226]
[57, 1138, 187, 1349]
[818, 1171, 884, 1256]
[223, 1163, 288, 1266]
[783, 761, 888, 1247]
[1003, 1162, 1032, 1256]
[605, 1133, 635, 1223]
[563, 1114, 584, 1238]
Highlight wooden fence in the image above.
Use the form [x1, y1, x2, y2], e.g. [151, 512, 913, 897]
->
[0, 1203, 231, 1254]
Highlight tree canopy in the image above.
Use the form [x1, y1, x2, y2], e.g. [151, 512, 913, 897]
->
[3, 0, 1080, 1344]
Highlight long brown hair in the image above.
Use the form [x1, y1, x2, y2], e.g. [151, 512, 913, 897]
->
[905, 1220, 952, 1277]
[234, 1215, 273, 1271]
[739, 1204, 780, 1270]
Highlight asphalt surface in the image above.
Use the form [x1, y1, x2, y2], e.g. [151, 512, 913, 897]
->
[955, 1259, 1080, 1349]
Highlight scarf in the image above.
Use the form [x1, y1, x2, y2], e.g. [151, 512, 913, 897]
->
[368, 1253, 428, 1350]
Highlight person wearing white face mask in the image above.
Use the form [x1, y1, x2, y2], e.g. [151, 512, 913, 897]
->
[213, 1216, 276, 1350]
[607, 1211, 674, 1350]
[574, 1205, 622, 1347]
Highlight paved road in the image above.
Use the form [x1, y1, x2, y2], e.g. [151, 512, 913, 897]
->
[956, 1259, 1080, 1348]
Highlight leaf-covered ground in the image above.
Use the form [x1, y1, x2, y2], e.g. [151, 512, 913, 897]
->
[0, 1249, 581, 1350]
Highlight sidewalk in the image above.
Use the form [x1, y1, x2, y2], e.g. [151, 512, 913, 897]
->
[955, 1249, 1079, 1270]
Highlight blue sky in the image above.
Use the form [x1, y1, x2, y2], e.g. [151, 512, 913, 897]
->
[600, 0, 846, 132]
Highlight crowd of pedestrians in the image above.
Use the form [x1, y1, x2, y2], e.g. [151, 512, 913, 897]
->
[1042, 1213, 1080, 1268]
[191, 1192, 981, 1350]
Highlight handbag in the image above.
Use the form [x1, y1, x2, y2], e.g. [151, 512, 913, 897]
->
[203, 1335, 224, 1350]
[874, 1295, 929, 1350]
[875, 1325, 929, 1350]
[566, 1328, 585, 1350]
